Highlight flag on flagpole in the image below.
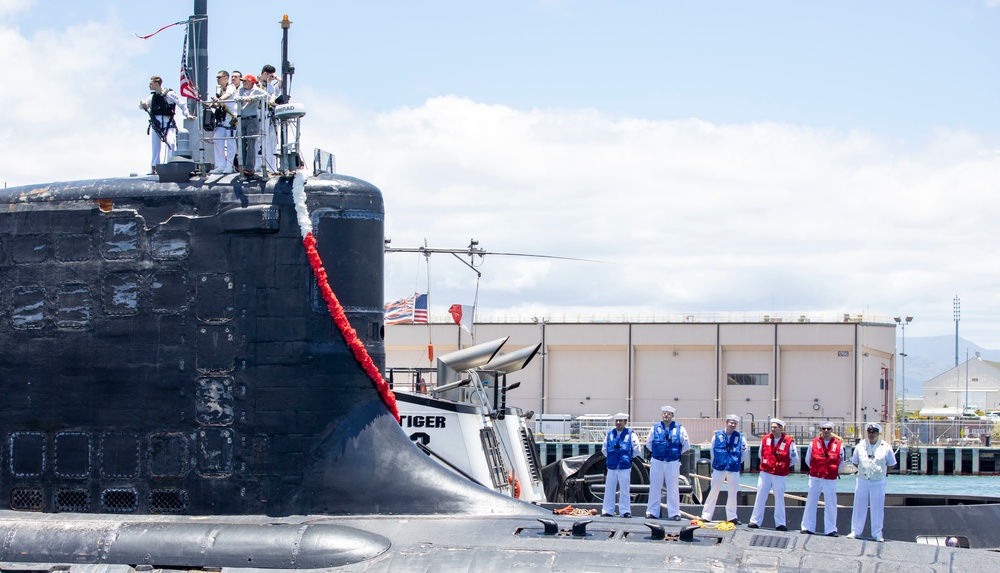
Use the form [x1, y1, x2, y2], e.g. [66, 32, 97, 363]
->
[413, 293, 428, 323]
[179, 25, 198, 100]
[385, 293, 429, 325]
[448, 304, 473, 333]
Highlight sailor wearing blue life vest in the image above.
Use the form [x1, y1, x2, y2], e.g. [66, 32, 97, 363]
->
[644, 405, 690, 520]
[700, 414, 749, 524]
[601, 412, 641, 518]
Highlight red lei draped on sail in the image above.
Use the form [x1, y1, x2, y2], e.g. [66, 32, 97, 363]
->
[302, 232, 400, 422]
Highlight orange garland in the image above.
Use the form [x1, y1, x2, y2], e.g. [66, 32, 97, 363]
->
[303, 233, 400, 422]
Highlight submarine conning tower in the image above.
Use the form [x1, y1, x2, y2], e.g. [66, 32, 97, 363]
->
[0, 173, 533, 517]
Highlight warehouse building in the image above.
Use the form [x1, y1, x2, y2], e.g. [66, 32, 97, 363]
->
[384, 312, 897, 435]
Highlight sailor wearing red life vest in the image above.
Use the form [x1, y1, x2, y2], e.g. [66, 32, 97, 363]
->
[700, 414, 749, 524]
[800, 421, 845, 536]
[748, 418, 798, 531]
[644, 405, 690, 520]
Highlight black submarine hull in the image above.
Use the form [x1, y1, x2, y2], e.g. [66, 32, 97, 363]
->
[0, 173, 530, 518]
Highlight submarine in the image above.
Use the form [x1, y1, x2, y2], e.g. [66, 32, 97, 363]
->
[1, 2, 999, 571]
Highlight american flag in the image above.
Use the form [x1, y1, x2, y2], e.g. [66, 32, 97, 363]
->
[385, 293, 429, 325]
[413, 293, 428, 323]
[179, 25, 198, 100]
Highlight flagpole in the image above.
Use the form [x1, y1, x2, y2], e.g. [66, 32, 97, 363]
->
[425, 248, 434, 361]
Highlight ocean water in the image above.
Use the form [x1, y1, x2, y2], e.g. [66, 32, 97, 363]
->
[778, 473, 1000, 497]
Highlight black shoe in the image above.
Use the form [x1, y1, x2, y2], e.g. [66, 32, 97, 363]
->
[729, 519, 741, 525]
[601, 513, 613, 517]
[826, 532, 839, 537]
[801, 530, 814, 535]
[645, 513, 656, 519]
[621, 513, 631, 518]
[668, 515, 682, 521]
[776, 525, 787, 532]
[747, 523, 759, 529]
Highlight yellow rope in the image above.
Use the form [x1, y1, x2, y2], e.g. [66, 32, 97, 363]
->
[693, 519, 736, 531]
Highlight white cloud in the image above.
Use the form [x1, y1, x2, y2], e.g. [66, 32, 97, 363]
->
[304, 94, 1000, 347]
[0, 0, 34, 16]
[0, 14, 151, 184]
[4, 11, 1000, 349]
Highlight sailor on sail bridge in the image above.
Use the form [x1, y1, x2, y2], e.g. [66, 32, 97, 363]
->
[207, 70, 237, 174]
[139, 75, 192, 174]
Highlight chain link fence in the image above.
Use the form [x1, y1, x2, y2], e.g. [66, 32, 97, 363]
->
[536, 416, 1000, 447]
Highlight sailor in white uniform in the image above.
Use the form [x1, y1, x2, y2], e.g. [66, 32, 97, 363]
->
[701, 414, 749, 523]
[259, 65, 283, 171]
[848, 423, 897, 541]
[209, 70, 237, 174]
[748, 418, 798, 531]
[139, 76, 191, 173]
[801, 421, 845, 536]
[601, 413, 641, 518]
[645, 405, 690, 520]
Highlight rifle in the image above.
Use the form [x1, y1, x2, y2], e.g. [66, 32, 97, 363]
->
[221, 102, 238, 128]
[146, 108, 169, 144]
[205, 96, 239, 129]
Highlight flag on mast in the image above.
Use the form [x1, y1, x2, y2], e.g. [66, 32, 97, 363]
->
[385, 293, 429, 325]
[448, 304, 473, 333]
[179, 25, 198, 100]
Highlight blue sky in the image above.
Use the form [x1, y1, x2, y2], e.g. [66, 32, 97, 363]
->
[9, 0, 999, 132]
[3, 0, 1000, 349]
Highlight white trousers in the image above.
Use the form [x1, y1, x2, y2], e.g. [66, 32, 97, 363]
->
[701, 469, 740, 521]
[646, 458, 681, 518]
[150, 116, 176, 168]
[851, 478, 887, 539]
[749, 472, 787, 527]
[214, 126, 236, 171]
[801, 476, 838, 534]
[263, 117, 278, 171]
[602, 467, 632, 516]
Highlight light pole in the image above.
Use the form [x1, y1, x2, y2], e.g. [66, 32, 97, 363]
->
[894, 316, 913, 437]
[954, 296, 960, 367]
